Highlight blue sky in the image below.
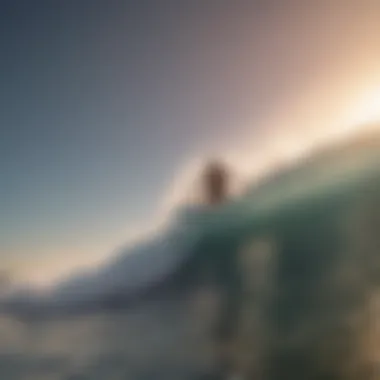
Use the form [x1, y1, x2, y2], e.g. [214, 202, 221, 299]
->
[1, 1, 380, 284]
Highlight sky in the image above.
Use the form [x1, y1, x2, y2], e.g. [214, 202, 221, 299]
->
[1, 1, 380, 285]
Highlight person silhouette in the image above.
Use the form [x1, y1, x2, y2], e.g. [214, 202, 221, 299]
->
[201, 160, 229, 206]
[198, 160, 243, 379]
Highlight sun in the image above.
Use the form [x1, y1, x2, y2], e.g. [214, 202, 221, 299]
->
[351, 87, 380, 127]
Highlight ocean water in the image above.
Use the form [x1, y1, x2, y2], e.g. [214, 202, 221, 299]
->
[0, 289, 221, 380]
[1, 131, 380, 380]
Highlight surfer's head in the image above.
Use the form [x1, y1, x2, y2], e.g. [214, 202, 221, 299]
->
[202, 160, 229, 205]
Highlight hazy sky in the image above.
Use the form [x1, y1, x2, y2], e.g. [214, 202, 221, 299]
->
[1, 1, 380, 284]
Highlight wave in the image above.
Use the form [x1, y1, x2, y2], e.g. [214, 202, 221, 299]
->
[1, 205, 213, 316]
[2, 127, 380, 319]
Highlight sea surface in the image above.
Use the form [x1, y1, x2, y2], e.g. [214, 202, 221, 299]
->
[0, 288, 220, 380]
[1, 130, 380, 380]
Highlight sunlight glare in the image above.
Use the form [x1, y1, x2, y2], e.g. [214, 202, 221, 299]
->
[351, 87, 380, 127]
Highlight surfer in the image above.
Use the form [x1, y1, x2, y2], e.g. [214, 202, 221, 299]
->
[200, 161, 242, 380]
[202, 160, 229, 206]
